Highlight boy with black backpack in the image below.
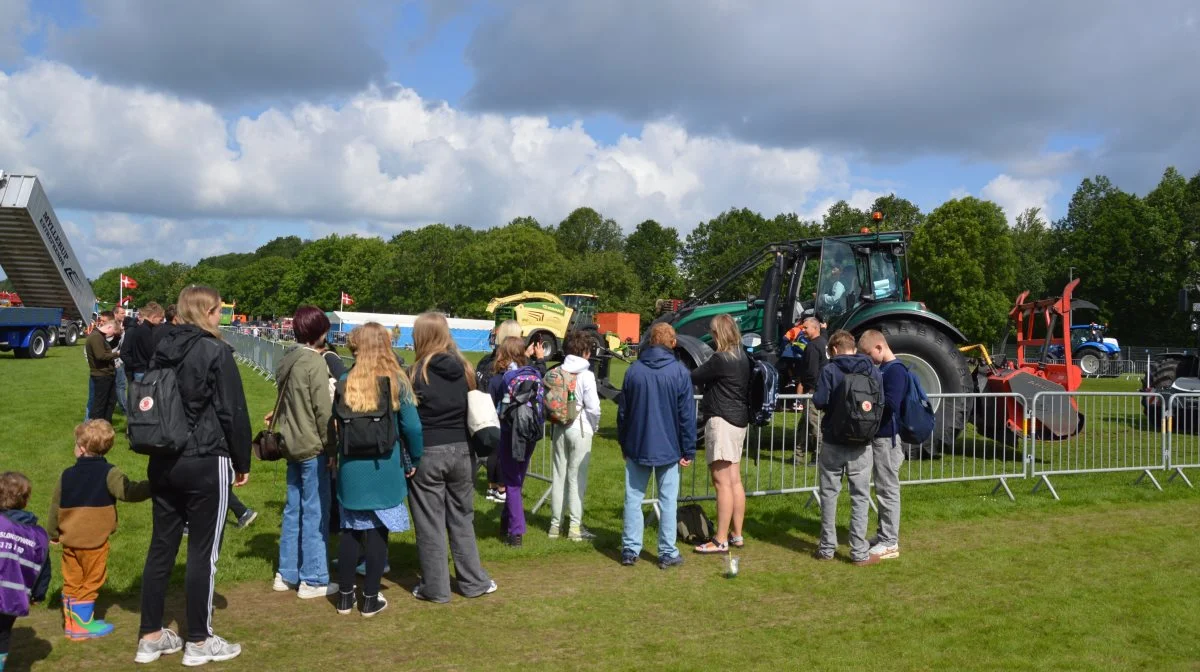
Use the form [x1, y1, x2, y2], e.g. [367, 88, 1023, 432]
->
[858, 330, 907, 562]
[812, 330, 882, 566]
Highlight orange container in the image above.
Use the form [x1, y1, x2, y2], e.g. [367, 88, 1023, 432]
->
[596, 312, 641, 343]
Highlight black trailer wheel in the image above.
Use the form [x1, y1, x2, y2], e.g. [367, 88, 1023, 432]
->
[65, 325, 80, 346]
[876, 319, 973, 457]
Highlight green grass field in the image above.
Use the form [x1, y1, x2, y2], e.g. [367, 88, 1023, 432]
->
[2, 345, 1199, 671]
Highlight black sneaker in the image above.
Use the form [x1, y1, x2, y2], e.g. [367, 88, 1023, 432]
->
[620, 550, 638, 566]
[658, 553, 684, 570]
[336, 588, 356, 615]
[360, 593, 388, 618]
[236, 508, 258, 529]
[503, 534, 523, 547]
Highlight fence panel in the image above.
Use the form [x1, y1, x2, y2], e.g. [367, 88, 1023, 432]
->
[1167, 393, 1200, 488]
[1029, 391, 1167, 499]
[901, 393, 1029, 501]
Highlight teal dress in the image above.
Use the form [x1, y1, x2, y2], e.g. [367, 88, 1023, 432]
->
[336, 374, 424, 532]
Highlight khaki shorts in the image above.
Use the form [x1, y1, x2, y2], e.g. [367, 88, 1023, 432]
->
[706, 416, 747, 464]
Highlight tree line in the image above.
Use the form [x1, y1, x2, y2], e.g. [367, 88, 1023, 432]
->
[84, 167, 1200, 346]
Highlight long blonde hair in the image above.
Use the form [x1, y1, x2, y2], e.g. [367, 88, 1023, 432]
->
[412, 312, 476, 389]
[345, 322, 414, 412]
[709, 314, 742, 356]
[494, 336, 528, 373]
[177, 285, 222, 338]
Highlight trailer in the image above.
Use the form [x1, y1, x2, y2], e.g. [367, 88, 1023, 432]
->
[0, 305, 61, 358]
[0, 172, 96, 346]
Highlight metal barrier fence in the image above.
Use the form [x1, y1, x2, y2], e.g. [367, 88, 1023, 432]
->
[221, 330, 1197, 507]
[1168, 394, 1200, 487]
[1029, 392, 1167, 499]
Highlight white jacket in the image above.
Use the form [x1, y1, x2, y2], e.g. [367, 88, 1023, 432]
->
[562, 354, 602, 437]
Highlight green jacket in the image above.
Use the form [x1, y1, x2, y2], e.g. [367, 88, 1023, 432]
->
[274, 346, 334, 463]
[336, 372, 424, 511]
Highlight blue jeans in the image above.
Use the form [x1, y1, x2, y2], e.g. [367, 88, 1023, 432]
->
[114, 367, 128, 414]
[622, 460, 680, 559]
[278, 457, 331, 585]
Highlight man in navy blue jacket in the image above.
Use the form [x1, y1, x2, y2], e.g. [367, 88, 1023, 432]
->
[859, 330, 906, 561]
[617, 323, 696, 569]
[812, 330, 881, 565]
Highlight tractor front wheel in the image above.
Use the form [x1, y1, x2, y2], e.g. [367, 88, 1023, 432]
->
[1078, 349, 1104, 376]
[876, 319, 974, 457]
[536, 332, 559, 362]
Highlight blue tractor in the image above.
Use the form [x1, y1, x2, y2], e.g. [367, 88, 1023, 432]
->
[1047, 300, 1120, 376]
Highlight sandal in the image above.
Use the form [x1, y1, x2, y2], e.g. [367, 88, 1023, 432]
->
[693, 540, 729, 554]
[729, 535, 745, 548]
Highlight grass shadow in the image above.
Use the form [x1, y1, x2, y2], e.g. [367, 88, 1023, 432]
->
[6, 626, 52, 672]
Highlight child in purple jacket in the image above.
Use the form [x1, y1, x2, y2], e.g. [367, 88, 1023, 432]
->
[0, 472, 51, 672]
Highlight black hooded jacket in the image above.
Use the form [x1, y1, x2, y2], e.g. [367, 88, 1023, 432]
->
[412, 353, 470, 447]
[151, 324, 253, 474]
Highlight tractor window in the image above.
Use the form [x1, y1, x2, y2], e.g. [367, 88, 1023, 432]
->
[816, 240, 856, 320]
[868, 250, 901, 301]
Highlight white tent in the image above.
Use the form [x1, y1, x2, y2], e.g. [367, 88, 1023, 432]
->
[326, 311, 495, 351]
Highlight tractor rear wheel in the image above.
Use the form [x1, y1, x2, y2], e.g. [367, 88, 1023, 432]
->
[875, 319, 973, 457]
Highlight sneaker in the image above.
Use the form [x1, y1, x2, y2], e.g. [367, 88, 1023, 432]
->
[272, 573, 295, 592]
[548, 522, 561, 539]
[182, 524, 189, 537]
[568, 526, 596, 542]
[297, 582, 338, 599]
[620, 549, 638, 566]
[134, 628, 183, 664]
[484, 579, 498, 595]
[853, 555, 882, 567]
[181, 635, 242, 667]
[360, 594, 388, 618]
[503, 534, 523, 547]
[658, 553, 685, 570]
[336, 588, 356, 615]
[493, 489, 507, 503]
[868, 542, 900, 560]
[812, 551, 836, 561]
[235, 508, 258, 529]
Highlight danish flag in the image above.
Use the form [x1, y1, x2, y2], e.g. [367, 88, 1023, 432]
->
[341, 292, 355, 306]
[121, 295, 134, 306]
[120, 274, 139, 289]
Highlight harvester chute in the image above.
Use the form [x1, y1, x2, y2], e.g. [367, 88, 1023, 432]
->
[968, 279, 1086, 442]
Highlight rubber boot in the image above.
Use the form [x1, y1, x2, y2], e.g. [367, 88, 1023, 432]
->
[64, 599, 115, 640]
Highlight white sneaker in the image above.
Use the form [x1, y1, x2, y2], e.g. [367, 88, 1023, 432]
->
[134, 628, 183, 664]
[272, 572, 295, 592]
[182, 635, 242, 666]
[297, 581, 338, 599]
[548, 523, 561, 539]
[868, 542, 900, 560]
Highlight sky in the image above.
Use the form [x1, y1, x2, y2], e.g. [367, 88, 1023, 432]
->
[2, 0, 1198, 279]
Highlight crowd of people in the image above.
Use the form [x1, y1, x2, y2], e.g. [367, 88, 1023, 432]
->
[0, 284, 911, 669]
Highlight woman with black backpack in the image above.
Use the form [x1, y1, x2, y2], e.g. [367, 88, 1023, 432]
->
[408, 312, 495, 602]
[690, 314, 750, 554]
[135, 285, 251, 666]
[331, 323, 423, 618]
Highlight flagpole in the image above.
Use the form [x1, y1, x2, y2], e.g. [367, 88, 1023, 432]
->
[119, 275, 123, 309]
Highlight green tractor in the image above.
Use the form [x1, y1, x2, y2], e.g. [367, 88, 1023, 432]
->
[654, 231, 973, 454]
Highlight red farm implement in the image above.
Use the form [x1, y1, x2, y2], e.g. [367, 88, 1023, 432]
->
[965, 279, 1086, 442]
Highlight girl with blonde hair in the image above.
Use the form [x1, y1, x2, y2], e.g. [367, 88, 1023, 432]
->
[475, 319, 523, 503]
[690, 314, 750, 554]
[332, 322, 423, 618]
[408, 313, 495, 602]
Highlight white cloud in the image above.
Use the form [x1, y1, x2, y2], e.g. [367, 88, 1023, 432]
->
[0, 61, 866, 242]
[981, 174, 1060, 224]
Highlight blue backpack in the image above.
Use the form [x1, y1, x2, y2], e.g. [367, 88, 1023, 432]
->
[883, 360, 936, 444]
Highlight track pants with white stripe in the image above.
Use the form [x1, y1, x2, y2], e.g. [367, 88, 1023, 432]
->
[139, 454, 232, 643]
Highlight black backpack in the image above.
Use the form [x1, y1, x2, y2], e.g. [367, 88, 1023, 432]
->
[746, 356, 779, 426]
[676, 504, 714, 544]
[333, 377, 398, 459]
[127, 364, 195, 457]
[824, 370, 884, 445]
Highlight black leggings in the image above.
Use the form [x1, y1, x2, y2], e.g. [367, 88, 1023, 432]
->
[338, 527, 387, 596]
[0, 613, 14, 655]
